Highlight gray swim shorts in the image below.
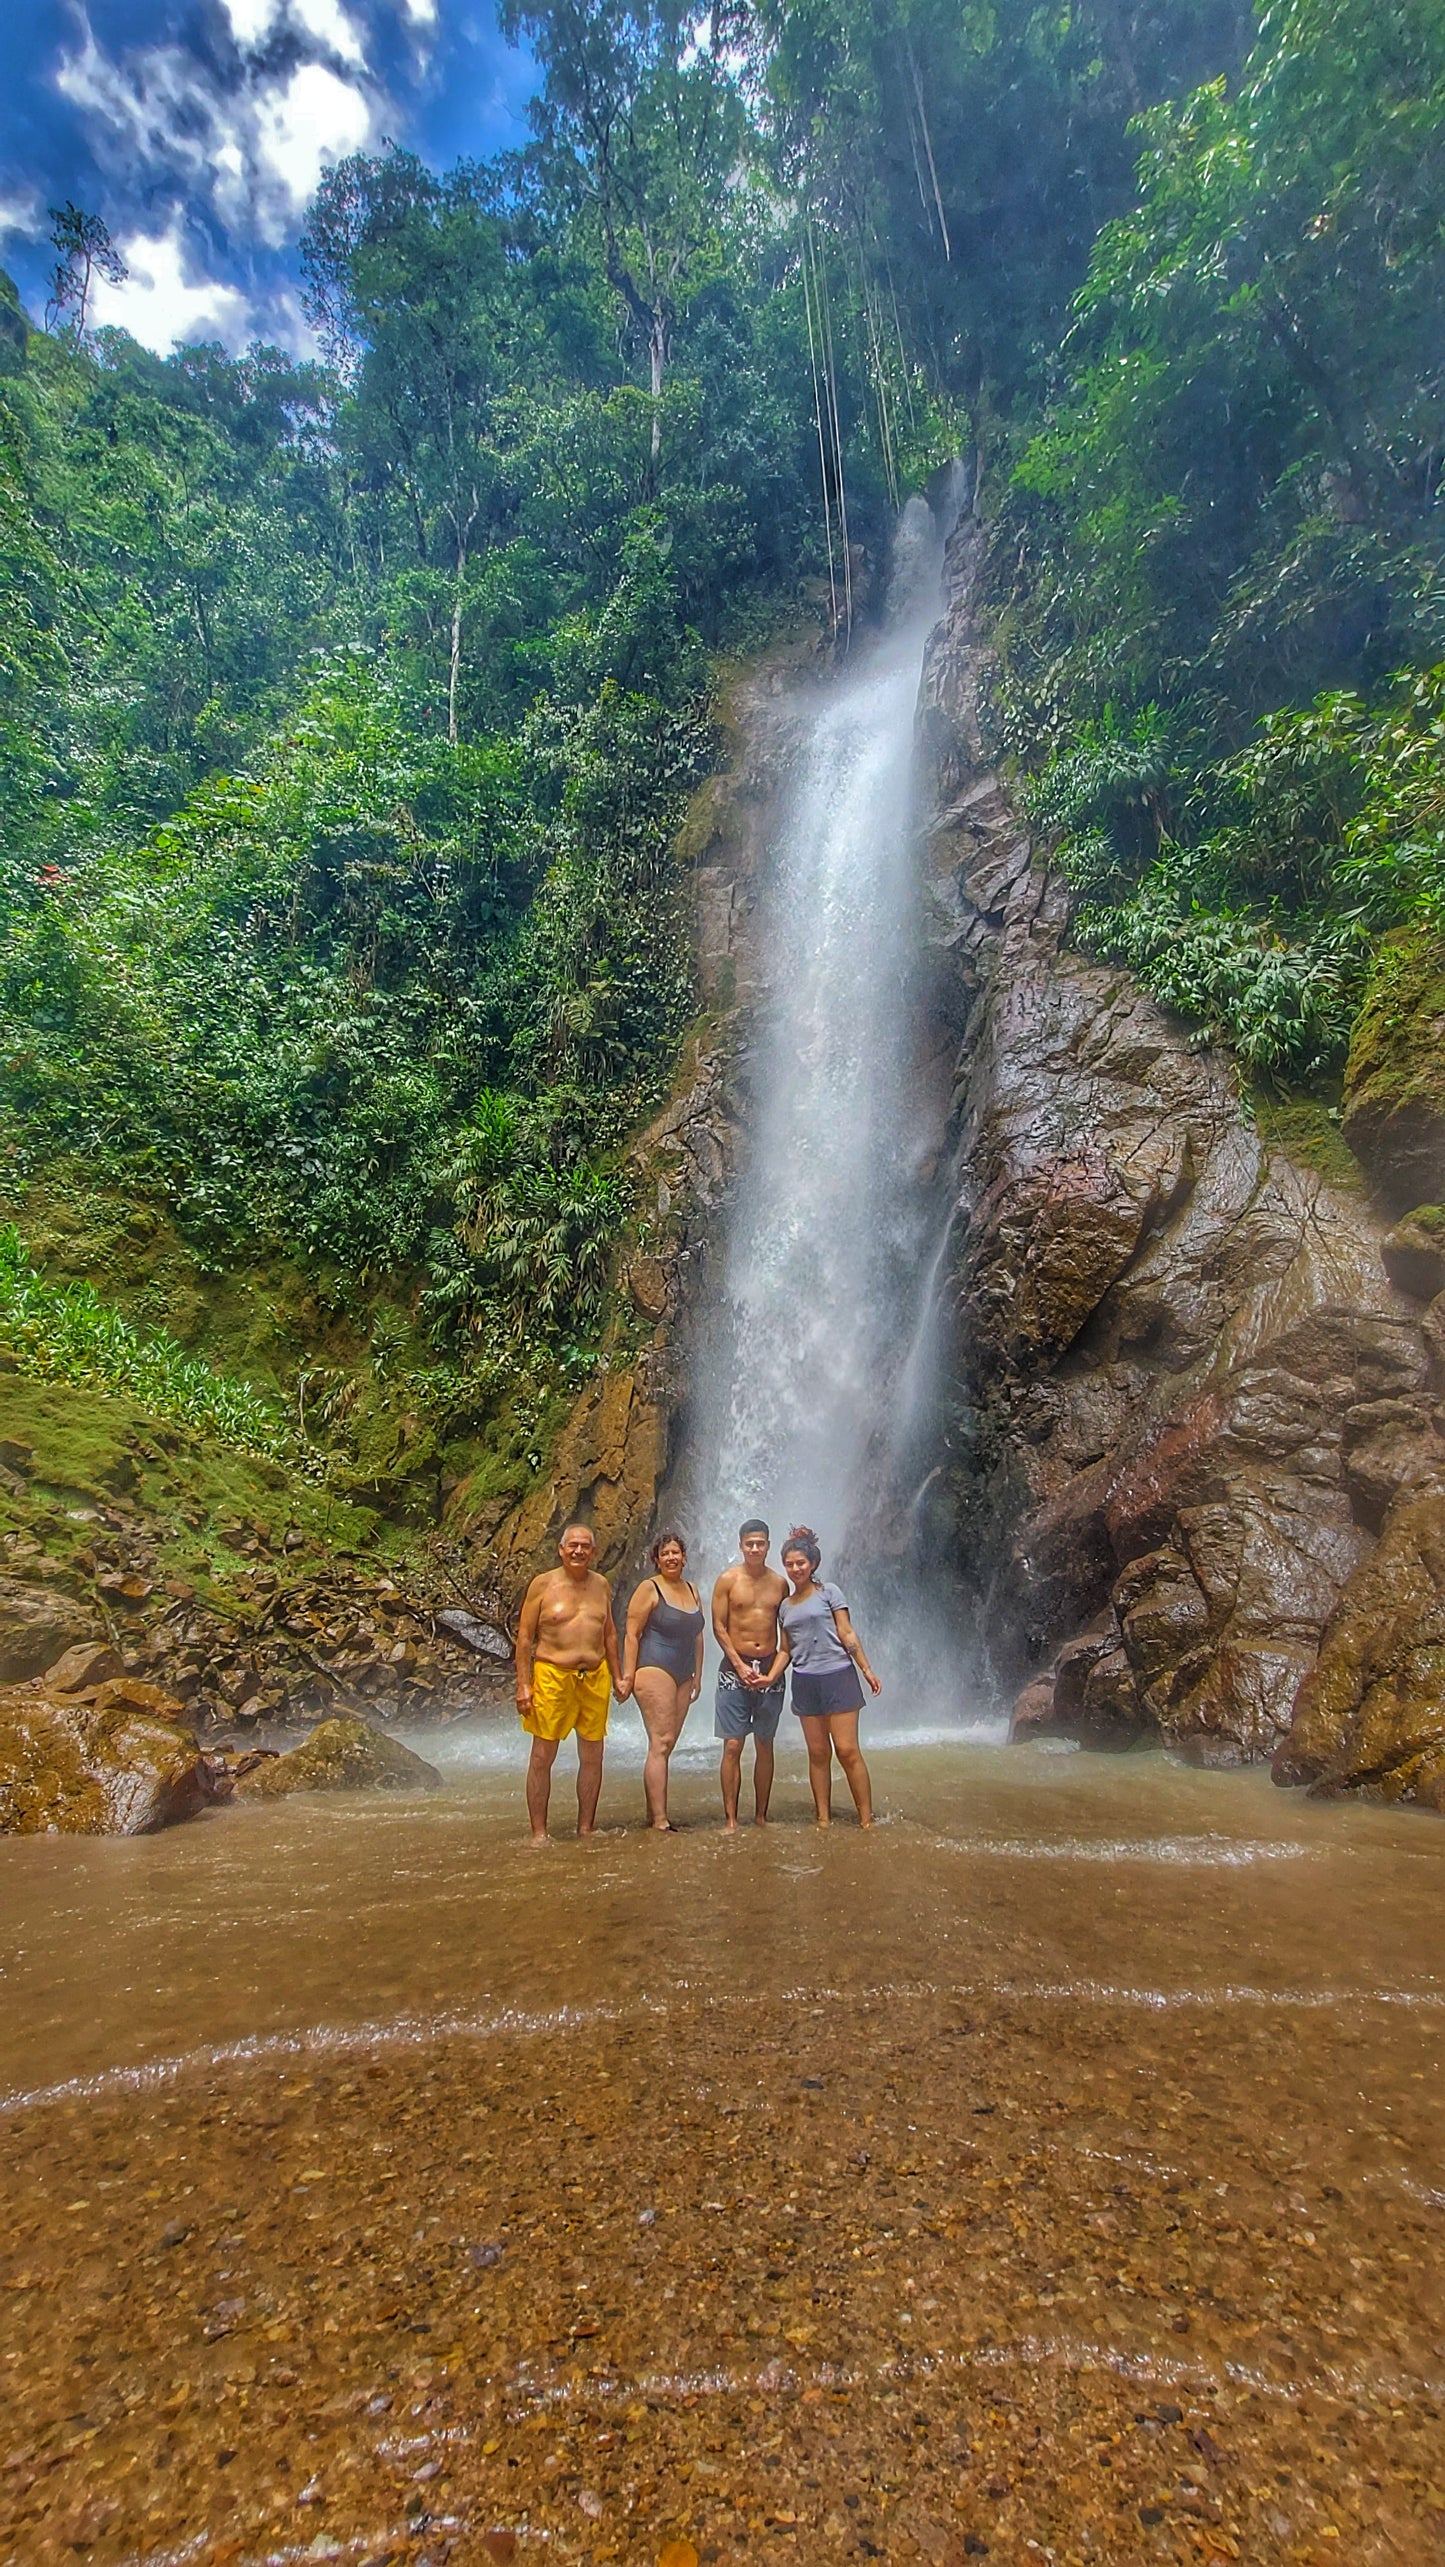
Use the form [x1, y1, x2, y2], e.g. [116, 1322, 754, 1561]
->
[715, 1657, 785, 1741]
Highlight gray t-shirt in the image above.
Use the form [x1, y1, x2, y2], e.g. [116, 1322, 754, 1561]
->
[779, 1582, 851, 1675]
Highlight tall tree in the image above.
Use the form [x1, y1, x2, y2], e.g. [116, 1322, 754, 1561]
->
[303, 153, 508, 740]
[500, 1, 746, 465]
[45, 204, 127, 338]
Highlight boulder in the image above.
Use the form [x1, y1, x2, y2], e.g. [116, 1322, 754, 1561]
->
[626, 1256, 670, 1320]
[0, 1687, 215, 1834]
[0, 1576, 103, 1684]
[1339, 1397, 1445, 1525]
[236, 1716, 442, 1799]
[1381, 1206, 1445, 1301]
[1342, 927, 1445, 1211]
[43, 1641, 125, 1695]
[91, 1675, 187, 1721]
[1274, 1487, 1445, 1808]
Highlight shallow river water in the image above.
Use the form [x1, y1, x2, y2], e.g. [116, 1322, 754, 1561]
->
[1, 1725, 1442, 2567]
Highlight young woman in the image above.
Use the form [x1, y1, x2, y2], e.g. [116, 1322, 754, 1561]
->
[767, 1527, 881, 1828]
[619, 1532, 705, 1831]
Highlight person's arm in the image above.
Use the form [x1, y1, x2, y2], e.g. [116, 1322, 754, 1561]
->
[616, 1583, 647, 1694]
[762, 1620, 792, 1688]
[690, 1594, 704, 1705]
[833, 1602, 881, 1697]
[515, 1577, 543, 1713]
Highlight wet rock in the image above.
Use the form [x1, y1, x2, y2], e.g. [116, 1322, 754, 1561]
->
[1381, 1205, 1445, 1301]
[1078, 1645, 1146, 1747]
[435, 1607, 513, 1662]
[42, 1641, 125, 1695]
[1009, 1673, 1056, 1737]
[0, 1684, 213, 1833]
[1274, 1488, 1445, 1807]
[626, 1255, 671, 1319]
[0, 1576, 102, 1684]
[91, 1675, 187, 1721]
[1339, 1396, 1445, 1525]
[235, 1715, 442, 1798]
[925, 513, 1432, 1782]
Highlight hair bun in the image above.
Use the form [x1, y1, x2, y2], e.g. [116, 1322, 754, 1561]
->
[787, 1524, 817, 1544]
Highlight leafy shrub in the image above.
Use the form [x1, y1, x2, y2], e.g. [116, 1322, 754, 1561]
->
[1077, 880, 1369, 1077]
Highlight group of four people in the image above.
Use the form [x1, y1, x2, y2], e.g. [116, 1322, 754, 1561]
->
[514, 1518, 881, 1840]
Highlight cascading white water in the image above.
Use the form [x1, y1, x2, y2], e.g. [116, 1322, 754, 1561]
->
[678, 497, 994, 1729]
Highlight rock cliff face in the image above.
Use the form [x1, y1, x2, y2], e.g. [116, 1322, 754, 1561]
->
[923, 518, 1445, 1803]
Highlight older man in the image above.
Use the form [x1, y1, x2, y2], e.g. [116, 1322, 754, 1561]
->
[514, 1524, 621, 1842]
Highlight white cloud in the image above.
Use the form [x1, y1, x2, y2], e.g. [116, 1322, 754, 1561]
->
[219, 0, 284, 45]
[0, 189, 43, 249]
[252, 62, 374, 237]
[57, 24, 206, 180]
[218, 0, 364, 63]
[292, 0, 366, 67]
[54, 10, 383, 256]
[401, 0, 437, 22]
[89, 222, 252, 351]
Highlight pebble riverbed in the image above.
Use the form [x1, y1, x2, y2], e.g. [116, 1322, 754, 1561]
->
[0, 1726, 1441, 2567]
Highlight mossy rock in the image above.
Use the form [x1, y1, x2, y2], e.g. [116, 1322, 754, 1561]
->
[1382, 1205, 1445, 1301]
[1342, 926, 1445, 1210]
[0, 1689, 211, 1834]
[236, 1716, 442, 1798]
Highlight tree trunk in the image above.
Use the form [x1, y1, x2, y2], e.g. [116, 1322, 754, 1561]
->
[448, 554, 465, 748]
[650, 318, 666, 465]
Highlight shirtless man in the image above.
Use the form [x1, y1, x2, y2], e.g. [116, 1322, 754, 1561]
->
[711, 1519, 790, 1830]
[515, 1525, 621, 1842]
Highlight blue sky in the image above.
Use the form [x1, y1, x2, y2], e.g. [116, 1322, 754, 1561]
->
[0, 1, 536, 352]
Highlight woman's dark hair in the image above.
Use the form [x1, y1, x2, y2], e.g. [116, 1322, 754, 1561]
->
[782, 1525, 821, 1571]
[650, 1529, 688, 1568]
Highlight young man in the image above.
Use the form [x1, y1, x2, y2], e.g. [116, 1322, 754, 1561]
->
[514, 1524, 621, 1843]
[710, 1518, 789, 1830]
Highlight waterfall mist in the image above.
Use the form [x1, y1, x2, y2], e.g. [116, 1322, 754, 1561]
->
[676, 495, 997, 1736]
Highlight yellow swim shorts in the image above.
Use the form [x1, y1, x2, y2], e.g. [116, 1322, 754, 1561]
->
[523, 1658, 611, 1743]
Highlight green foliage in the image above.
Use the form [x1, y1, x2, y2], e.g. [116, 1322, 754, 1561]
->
[998, 0, 1445, 743]
[0, 1224, 296, 1463]
[1051, 664, 1445, 1072]
[1077, 880, 1369, 1077]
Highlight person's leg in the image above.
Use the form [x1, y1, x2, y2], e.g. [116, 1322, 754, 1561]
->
[526, 1734, 560, 1841]
[720, 1735, 744, 1829]
[576, 1735, 604, 1835]
[830, 1711, 873, 1827]
[753, 1734, 775, 1823]
[634, 1668, 685, 1828]
[752, 1690, 782, 1823]
[800, 1713, 833, 1825]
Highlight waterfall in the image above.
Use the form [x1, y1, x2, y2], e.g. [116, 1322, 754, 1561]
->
[677, 495, 995, 1732]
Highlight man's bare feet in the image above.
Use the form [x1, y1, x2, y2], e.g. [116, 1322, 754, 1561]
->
[578, 1823, 597, 1838]
[528, 1831, 550, 1847]
[754, 1812, 769, 1826]
[723, 1817, 739, 1834]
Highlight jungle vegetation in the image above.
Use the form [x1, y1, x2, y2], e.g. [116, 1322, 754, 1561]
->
[1, 0, 1441, 1500]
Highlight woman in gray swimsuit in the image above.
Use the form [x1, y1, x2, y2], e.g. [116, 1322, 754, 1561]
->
[765, 1526, 881, 1828]
[620, 1532, 705, 1831]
